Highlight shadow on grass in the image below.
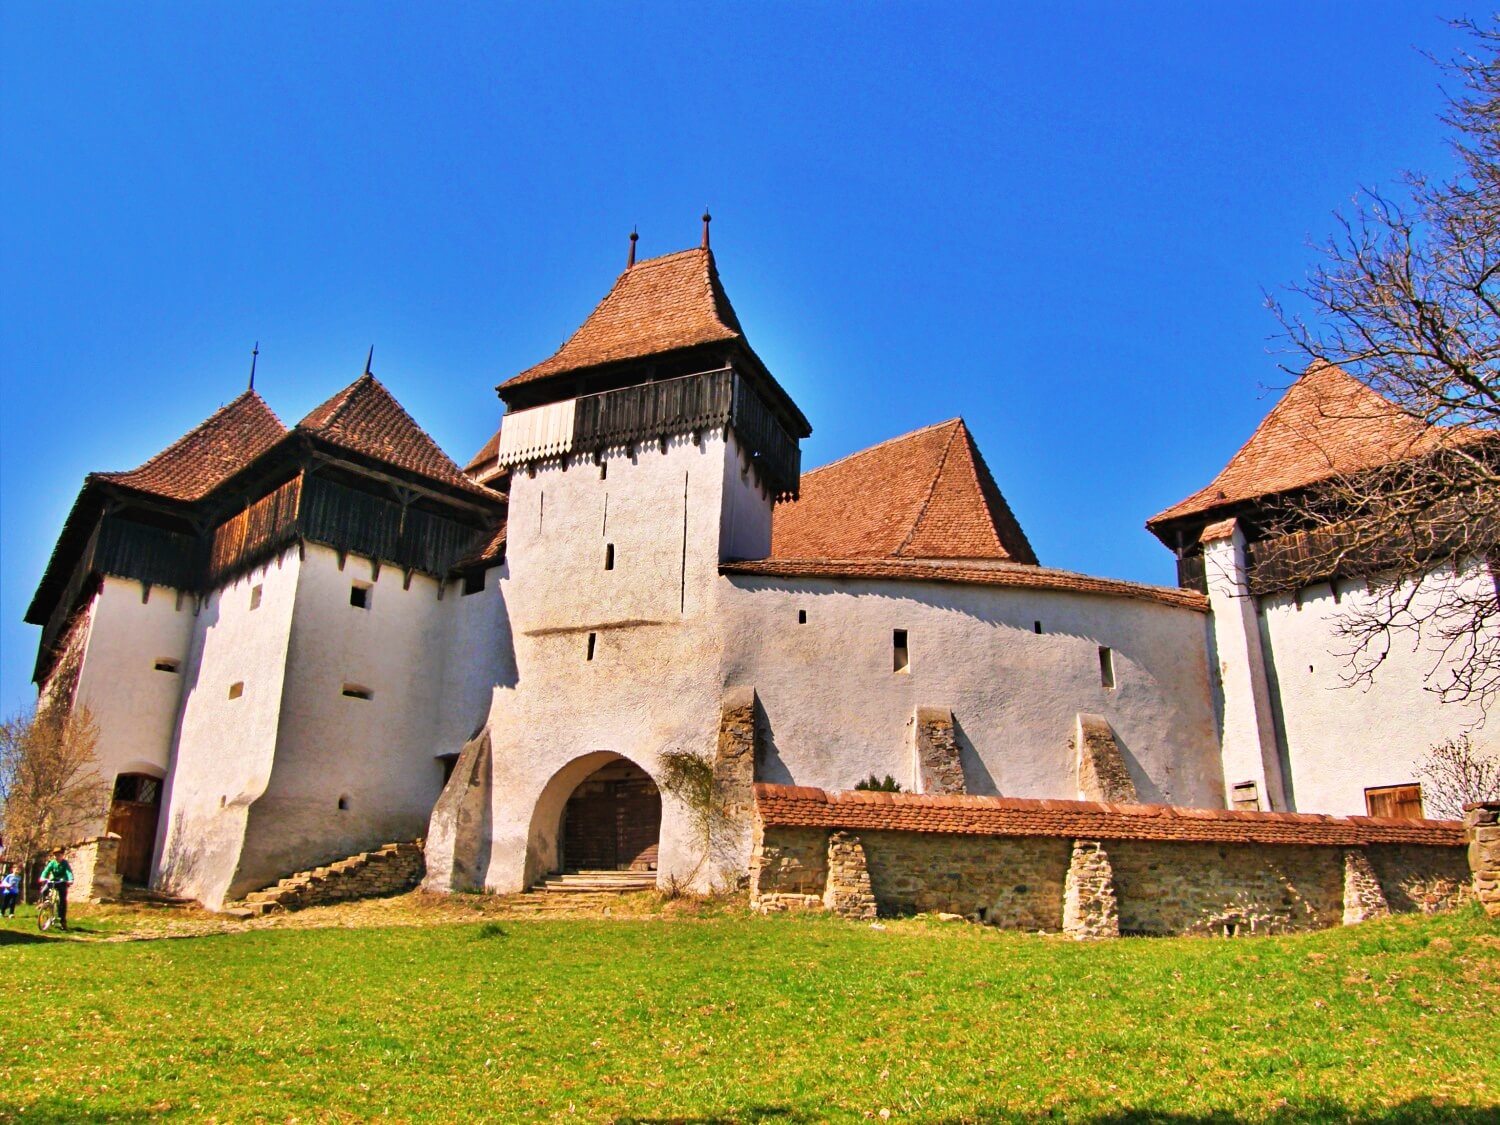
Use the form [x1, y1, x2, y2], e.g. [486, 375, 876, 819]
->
[0, 1102, 163, 1123]
[927, 1098, 1498, 1124]
[0, 928, 56, 946]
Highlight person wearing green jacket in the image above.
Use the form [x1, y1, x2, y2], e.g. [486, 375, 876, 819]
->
[38, 848, 73, 931]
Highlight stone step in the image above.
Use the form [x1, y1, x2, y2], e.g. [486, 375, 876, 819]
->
[225, 840, 425, 915]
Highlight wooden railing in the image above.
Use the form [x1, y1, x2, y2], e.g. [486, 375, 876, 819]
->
[499, 367, 802, 498]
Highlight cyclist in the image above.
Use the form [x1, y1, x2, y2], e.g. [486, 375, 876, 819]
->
[38, 848, 74, 931]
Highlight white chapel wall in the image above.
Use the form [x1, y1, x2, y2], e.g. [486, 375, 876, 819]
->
[469, 433, 759, 893]
[72, 576, 195, 801]
[156, 550, 302, 908]
[232, 543, 455, 898]
[717, 575, 1225, 807]
[1256, 558, 1495, 818]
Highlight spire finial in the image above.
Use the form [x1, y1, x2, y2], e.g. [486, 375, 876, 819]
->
[248, 342, 259, 391]
[701, 209, 712, 249]
[628, 226, 638, 268]
[364, 345, 374, 377]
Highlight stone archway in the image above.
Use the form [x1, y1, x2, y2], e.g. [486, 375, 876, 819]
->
[561, 759, 661, 872]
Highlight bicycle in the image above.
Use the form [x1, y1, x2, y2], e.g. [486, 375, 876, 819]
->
[35, 881, 60, 932]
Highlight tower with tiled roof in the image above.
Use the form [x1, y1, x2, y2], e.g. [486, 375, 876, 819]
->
[1145, 362, 1494, 823]
[26, 363, 507, 907]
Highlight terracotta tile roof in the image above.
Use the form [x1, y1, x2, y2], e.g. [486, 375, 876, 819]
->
[721, 557, 1208, 611]
[465, 427, 501, 474]
[453, 520, 508, 570]
[771, 419, 1037, 564]
[297, 374, 490, 496]
[1149, 363, 1450, 530]
[502, 248, 744, 389]
[753, 784, 1467, 848]
[96, 391, 286, 503]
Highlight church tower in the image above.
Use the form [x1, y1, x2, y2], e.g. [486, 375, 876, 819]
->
[430, 230, 811, 894]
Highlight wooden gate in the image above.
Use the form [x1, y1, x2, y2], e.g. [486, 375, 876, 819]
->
[562, 760, 661, 871]
[105, 774, 163, 884]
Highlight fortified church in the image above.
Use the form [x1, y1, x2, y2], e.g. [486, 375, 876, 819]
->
[25, 225, 1491, 911]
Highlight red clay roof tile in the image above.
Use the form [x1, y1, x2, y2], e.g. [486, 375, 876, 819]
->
[297, 374, 490, 496]
[722, 557, 1208, 611]
[1149, 363, 1451, 530]
[96, 391, 286, 503]
[770, 419, 1037, 564]
[753, 784, 1466, 847]
[502, 248, 743, 389]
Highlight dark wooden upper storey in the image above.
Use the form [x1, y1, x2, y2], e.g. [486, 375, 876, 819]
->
[27, 375, 506, 684]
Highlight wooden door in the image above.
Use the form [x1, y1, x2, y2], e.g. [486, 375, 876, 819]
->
[1365, 784, 1424, 820]
[561, 760, 661, 871]
[106, 774, 162, 884]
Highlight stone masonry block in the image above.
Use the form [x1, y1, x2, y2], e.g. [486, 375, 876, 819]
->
[912, 707, 965, 795]
[1075, 713, 1137, 803]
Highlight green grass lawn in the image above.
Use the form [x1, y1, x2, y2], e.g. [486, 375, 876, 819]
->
[2, 903, 1497, 1123]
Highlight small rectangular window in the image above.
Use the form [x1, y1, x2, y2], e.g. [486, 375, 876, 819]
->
[586, 633, 597, 662]
[341, 684, 374, 701]
[462, 572, 484, 596]
[350, 583, 371, 609]
[1230, 780, 1260, 811]
[893, 629, 909, 673]
[249, 584, 263, 611]
[604, 543, 615, 571]
[153, 658, 180, 674]
[1365, 783, 1424, 820]
[228, 681, 244, 700]
[599, 461, 608, 480]
[797, 609, 807, 624]
[1033, 621, 1043, 635]
[1098, 646, 1115, 689]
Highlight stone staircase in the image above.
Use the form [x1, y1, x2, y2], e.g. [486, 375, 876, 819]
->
[494, 869, 659, 914]
[533, 869, 658, 894]
[229, 840, 424, 917]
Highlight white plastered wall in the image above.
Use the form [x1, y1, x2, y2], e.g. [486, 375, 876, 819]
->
[470, 431, 766, 893]
[156, 551, 302, 907]
[70, 577, 195, 831]
[717, 575, 1224, 806]
[1256, 558, 1494, 817]
[230, 545, 457, 895]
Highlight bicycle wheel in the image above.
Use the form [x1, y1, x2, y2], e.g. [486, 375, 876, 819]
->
[36, 893, 56, 932]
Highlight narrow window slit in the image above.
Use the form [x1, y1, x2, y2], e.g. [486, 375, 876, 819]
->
[342, 684, 373, 700]
[893, 629, 910, 673]
[1098, 646, 1115, 689]
[604, 543, 615, 571]
[586, 633, 597, 662]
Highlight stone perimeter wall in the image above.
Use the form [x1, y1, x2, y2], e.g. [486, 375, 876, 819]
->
[752, 823, 1471, 938]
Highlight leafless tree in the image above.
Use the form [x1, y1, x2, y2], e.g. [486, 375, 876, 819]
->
[1264, 18, 1500, 709]
[0, 704, 110, 889]
[1415, 732, 1500, 818]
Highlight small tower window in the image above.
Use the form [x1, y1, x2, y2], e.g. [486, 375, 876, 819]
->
[350, 583, 371, 609]
[342, 684, 374, 701]
[337, 795, 350, 811]
[604, 543, 615, 571]
[797, 609, 807, 625]
[1033, 621, 1043, 635]
[893, 629, 910, 673]
[462, 572, 484, 596]
[249, 584, 263, 611]
[1098, 646, 1115, 689]
[228, 681, 244, 700]
[586, 632, 597, 662]
[599, 461, 608, 481]
[153, 658, 180, 674]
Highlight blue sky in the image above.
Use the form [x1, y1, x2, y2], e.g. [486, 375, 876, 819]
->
[0, 3, 1470, 715]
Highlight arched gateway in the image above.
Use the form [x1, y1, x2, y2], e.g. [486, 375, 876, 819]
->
[561, 759, 661, 872]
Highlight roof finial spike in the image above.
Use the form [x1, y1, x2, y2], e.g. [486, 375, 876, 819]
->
[248, 342, 259, 392]
[701, 208, 712, 249]
[364, 345, 374, 377]
[628, 226, 638, 268]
